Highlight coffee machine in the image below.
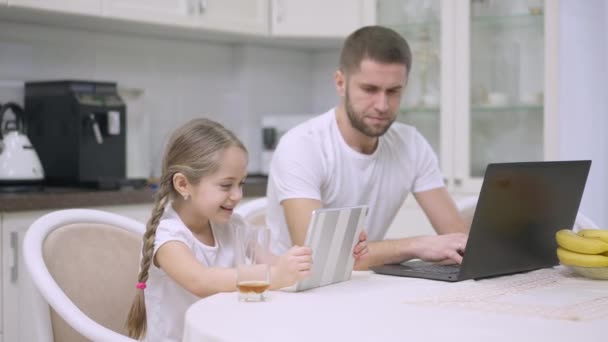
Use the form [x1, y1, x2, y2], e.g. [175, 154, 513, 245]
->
[25, 80, 127, 189]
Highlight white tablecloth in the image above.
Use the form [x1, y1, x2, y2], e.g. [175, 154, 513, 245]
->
[183, 267, 607, 342]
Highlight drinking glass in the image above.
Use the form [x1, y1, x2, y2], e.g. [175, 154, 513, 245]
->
[235, 224, 271, 302]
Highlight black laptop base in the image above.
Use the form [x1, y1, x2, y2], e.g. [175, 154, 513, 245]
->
[371, 261, 461, 282]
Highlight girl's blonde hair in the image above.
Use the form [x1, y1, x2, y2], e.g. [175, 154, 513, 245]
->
[125, 118, 246, 339]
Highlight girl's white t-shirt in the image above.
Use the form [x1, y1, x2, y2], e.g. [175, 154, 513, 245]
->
[143, 204, 243, 342]
[266, 108, 444, 254]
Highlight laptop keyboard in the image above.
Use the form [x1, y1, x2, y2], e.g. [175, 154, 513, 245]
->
[403, 261, 461, 274]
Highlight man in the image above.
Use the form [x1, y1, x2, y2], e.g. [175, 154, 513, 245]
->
[266, 26, 468, 270]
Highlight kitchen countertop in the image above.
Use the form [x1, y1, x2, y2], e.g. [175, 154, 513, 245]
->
[0, 187, 156, 212]
[0, 175, 268, 212]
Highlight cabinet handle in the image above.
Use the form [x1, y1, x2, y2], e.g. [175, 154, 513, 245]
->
[454, 178, 462, 186]
[10, 231, 18, 283]
[198, 0, 208, 15]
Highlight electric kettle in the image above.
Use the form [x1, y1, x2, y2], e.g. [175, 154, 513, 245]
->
[0, 102, 45, 183]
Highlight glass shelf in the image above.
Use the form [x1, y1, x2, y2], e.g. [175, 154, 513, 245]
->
[400, 106, 441, 114]
[390, 21, 440, 35]
[472, 13, 543, 29]
[471, 104, 543, 112]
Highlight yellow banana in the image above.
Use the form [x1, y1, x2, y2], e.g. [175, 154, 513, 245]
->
[555, 229, 608, 254]
[557, 247, 608, 267]
[578, 229, 608, 243]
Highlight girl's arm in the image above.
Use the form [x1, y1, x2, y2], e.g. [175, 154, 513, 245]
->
[157, 241, 313, 297]
[268, 246, 313, 289]
[156, 241, 237, 298]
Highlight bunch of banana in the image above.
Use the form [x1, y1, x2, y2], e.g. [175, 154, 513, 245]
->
[555, 229, 608, 267]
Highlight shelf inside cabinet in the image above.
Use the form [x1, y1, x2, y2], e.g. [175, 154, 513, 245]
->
[390, 21, 440, 36]
[400, 107, 440, 114]
[471, 104, 543, 113]
[472, 13, 543, 30]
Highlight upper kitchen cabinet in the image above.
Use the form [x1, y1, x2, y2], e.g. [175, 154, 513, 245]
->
[192, 0, 269, 35]
[102, 0, 191, 26]
[458, 0, 553, 192]
[378, 0, 557, 194]
[377, 0, 442, 157]
[8, 0, 101, 15]
[271, 0, 376, 38]
[102, 0, 269, 34]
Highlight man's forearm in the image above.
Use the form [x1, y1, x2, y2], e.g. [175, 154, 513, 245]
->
[354, 238, 419, 270]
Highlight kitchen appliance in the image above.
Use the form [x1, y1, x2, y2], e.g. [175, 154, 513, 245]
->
[260, 114, 313, 175]
[0, 102, 45, 184]
[25, 80, 127, 189]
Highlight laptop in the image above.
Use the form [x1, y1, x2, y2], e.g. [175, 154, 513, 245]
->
[370, 160, 591, 282]
[295, 205, 368, 291]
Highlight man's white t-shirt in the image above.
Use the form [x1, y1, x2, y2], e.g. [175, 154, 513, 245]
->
[266, 108, 444, 254]
[144, 204, 242, 342]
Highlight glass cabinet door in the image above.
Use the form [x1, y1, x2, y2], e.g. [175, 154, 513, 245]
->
[468, 0, 545, 179]
[377, 0, 442, 156]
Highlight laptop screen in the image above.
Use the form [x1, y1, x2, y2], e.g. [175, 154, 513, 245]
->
[458, 160, 591, 280]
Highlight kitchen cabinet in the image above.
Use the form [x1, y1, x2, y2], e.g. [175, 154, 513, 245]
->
[7, 0, 102, 16]
[0, 213, 2, 342]
[102, 0, 191, 27]
[270, 0, 376, 38]
[2, 210, 51, 342]
[4, 0, 373, 42]
[0, 204, 151, 342]
[192, 0, 269, 35]
[377, 0, 557, 194]
[102, 0, 268, 35]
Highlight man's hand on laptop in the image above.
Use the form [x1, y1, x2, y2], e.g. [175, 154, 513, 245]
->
[412, 233, 468, 265]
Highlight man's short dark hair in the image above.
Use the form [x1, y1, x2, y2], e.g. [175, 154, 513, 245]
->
[339, 26, 412, 74]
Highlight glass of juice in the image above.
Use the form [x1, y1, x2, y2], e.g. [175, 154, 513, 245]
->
[235, 224, 271, 301]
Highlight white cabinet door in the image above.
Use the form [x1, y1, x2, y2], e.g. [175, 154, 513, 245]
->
[102, 0, 191, 26]
[8, 0, 101, 15]
[103, 0, 269, 34]
[453, 0, 557, 193]
[0, 205, 150, 342]
[271, 0, 375, 38]
[377, 0, 557, 194]
[0, 212, 2, 342]
[193, 0, 269, 35]
[1, 210, 51, 342]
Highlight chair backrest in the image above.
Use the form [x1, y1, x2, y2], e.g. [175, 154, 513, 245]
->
[235, 197, 268, 226]
[455, 196, 598, 231]
[23, 209, 144, 342]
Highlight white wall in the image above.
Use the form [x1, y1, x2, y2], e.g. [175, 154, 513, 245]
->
[558, 0, 608, 227]
[0, 21, 315, 177]
[311, 49, 341, 113]
[233, 45, 314, 173]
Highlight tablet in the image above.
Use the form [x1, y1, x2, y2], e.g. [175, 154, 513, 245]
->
[295, 205, 368, 292]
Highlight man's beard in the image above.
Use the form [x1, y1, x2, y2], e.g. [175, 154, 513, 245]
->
[344, 89, 395, 138]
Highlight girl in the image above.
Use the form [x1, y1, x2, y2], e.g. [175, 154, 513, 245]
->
[126, 118, 313, 341]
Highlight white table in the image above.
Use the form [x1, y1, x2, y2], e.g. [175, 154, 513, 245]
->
[183, 268, 607, 342]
